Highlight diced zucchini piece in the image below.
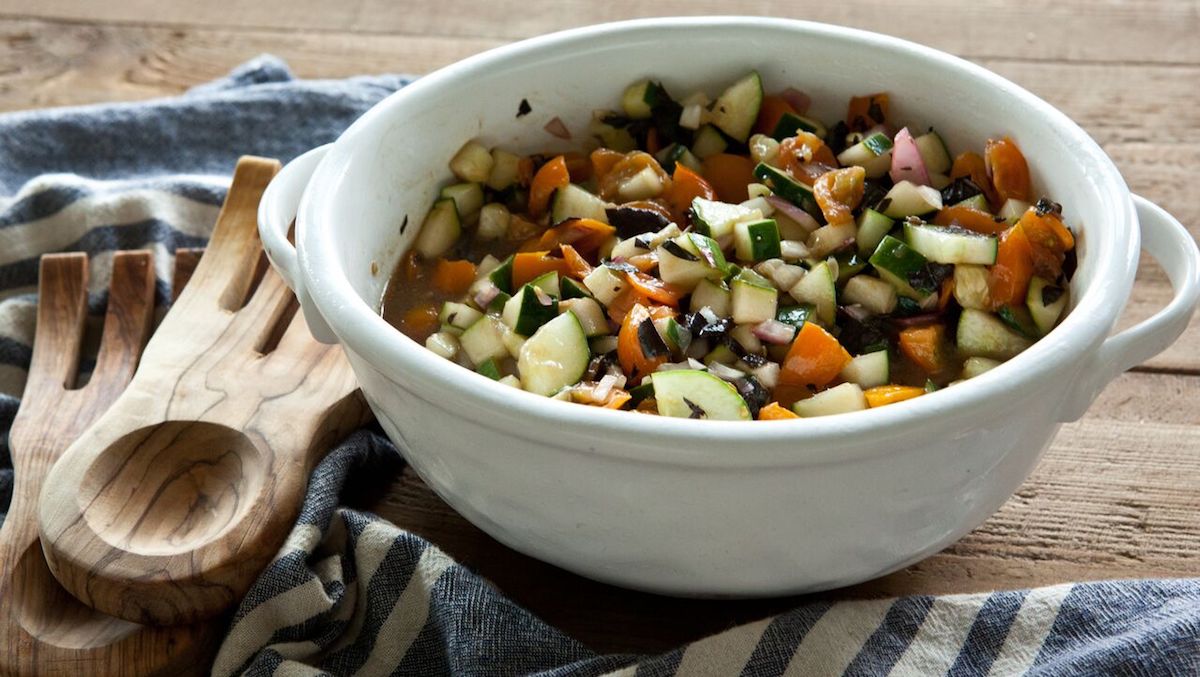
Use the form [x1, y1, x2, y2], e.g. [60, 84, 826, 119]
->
[414, 197, 461, 258]
[957, 308, 1033, 360]
[589, 113, 638, 152]
[459, 315, 509, 366]
[788, 260, 836, 325]
[881, 180, 943, 218]
[1027, 276, 1068, 336]
[552, 184, 610, 224]
[582, 265, 628, 306]
[501, 324, 526, 358]
[953, 264, 992, 310]
[560, 277, 591, 300]
[776, 304, 814, 330]
[518, 312, 590, 396]
[655, 143, 702, 173]
[734, 218, 782, 262]
[914, 131, 951, 174]
[770, 112, 828, 141]
[792, 382, 868, 417]
[904, 222, 998, 265]
[807, 221, 857, 259]
[476, 358, 503, 380]
[691, 124, 729, 159]
[589, 335, 618, 356]
[489, 254, 515, 293]
[651, 369, 751, 420]
[710, 71, 763, 142]
[528, 271, 561, 298]
[424, 331, 460, 360]
[621, 79, 654, 119]
[869, 235, 934, 300]
[839, 350, 890, 388]
[657, 233, 728, 288]
[486, 149, 521, 190]
[730, 268, 777, 324]
[690, 278, 732, 316]
[560, 297, 609, 337]
[617, 165, 665, 201]
[962, 356, 1002, 379]
[929, 173, 951, 190]
[836, 132, 893, 178]
[439, 182, 484, 222]
[439, 302, 483, 331]
[691, 197, 757, 240]
[954, 194, 991, 212]
[997, 305, 1039, 339]
[856, 208, 895, 256]
[449, 141, 493, 183]
[502, 285, 559, 336]
[842, 275, 898, 315]
[753, 163, 822, 221]
[703, 343, 738, 367]
[477, 203, 510, 240]
[999, 198, 1031, 225]
[498, 374, 522, 389]
[835, 251, 869, 284]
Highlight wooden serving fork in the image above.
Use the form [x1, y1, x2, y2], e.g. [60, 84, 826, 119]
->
[0, 250, 219, 675]
[37, 157, 371, 626]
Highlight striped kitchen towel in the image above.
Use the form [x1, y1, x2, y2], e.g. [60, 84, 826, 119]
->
[1, 58, 1197, 676]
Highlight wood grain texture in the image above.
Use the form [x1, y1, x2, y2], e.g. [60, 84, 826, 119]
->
[0, 252, 219, 676]
[35, 158, 372, 626]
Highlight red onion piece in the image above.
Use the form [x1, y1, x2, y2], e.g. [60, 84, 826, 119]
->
[842, 304, 873, 322]
[889, 127, 930, 186]
[766, 195, 820, 233]
[890, 312, 943, 328]
[473, 284, 500, 309]
[753, 319, 797, 345]
[780, 87, 812, 114]
[544, 116, 571, 140]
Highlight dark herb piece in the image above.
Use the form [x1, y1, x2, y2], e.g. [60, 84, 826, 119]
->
[734, 376, 769, 418]
[1041, 284, 1065, 306]
[627, 382, 654, 407]
[683, 397, 706, 419]
[661, 239, 700, 262]
[837, 307, 892, 355]
[517, 99, 532, 118]
[603, 260, 640, 274]
[606, 206, 671, 238]
[941, 177, 983, 205]
[893, 297, 923, 317]
[867, 101, 886, 125]
[697, 317, 733, 340]
[776, 304, 814, 328]
[907, 262, 954, 295]
[1034, 197, 1063, 217]
[584, 353, 614, 382]
[399, 214, 409, 234]
[722, 336, 766, 368]
[637, 318, 671, 358]
[825, 120, 850, 155]
[1062, 247, 1078, 280]
[862, 178, 892, 211]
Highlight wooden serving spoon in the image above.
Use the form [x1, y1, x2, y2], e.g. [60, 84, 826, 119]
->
[0, 250, 219, 675]
[38, 157, 372, 626]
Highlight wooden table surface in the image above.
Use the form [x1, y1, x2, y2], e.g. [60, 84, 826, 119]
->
[3, 0, 1198, 656]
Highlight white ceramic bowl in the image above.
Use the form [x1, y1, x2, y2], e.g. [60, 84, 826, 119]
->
[259, 18, 1199, 596]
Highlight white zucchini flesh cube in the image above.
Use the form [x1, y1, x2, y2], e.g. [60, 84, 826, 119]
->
[731, 273, 778, 325]
[690, 278, 732, 317]
[459, 316, 509, 366]
[476, 203, 511, 240]
[424, 331, 460, 360]
[953, 264, 992, 310]
[449, 140, 494, 183]
[842, 275, 898, 315]
[559, 297, 609, 337]
[793, 382, 868, 417]
[518, 312, 590, 397]
[962, 356, 1002, 379]
[881, 180, 943, 218]
[582, 265, 628, 306]
[839, 351, 890, 388]
[788, 261, 836, 325]
[414, 198, 461, 259]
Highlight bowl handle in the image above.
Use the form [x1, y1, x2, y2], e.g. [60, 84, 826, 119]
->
[257, 145, 338, 344]
[1059, 195, 1200, 421]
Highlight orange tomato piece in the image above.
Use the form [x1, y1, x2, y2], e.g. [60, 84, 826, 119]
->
[753, 94, 799, 136]
[591, 148, 625, 185]
[528, 155, 570, 218]
[399, 303, 440, 340]
[559, 244, 594, 279]
[984, 137, 1032, 204]
[617, 303, 676, 383]
[758, 402, 800, 420]
[430, 258, 476, 295]
[562, 152, 593, 182]
[813, 166, 866, 225]
[1016, 205, 1075, 280]
[523, 218, 615, 256]
[605, 286, 654, 324]
[864, 385, 925, 408]
[512, 251, 570, 289]
[506, 214, 543, 242]
[517, 156, 536, 187]
[699, 153, 756, 203]
[663, 163, 717, 225]
[931, 205, 1009, 235]
[846, 92, 889, 132]
[898, 324, 948, 374]
[950, 152, 1000, 209]
[937, 278, 955, 313]
[779, 322, 852, 389]
[988, 224, 1035, 309]
[625, 270, 685, 306]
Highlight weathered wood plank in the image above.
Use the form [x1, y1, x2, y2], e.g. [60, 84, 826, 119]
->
[372, 371, 1200, 653]
[2, 0, 1197, 64]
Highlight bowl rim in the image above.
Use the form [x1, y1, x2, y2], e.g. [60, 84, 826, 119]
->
[295, 16, 1137, 463]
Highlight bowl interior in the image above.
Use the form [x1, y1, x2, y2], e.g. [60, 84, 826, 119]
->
[298, 18, 1133, 443]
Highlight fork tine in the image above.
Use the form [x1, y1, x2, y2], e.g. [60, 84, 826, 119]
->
[25, 254, 89, 397]
[89, 251, 157, 392]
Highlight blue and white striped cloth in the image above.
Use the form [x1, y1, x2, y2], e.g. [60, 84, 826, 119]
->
[1, 57, 1196, 676]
